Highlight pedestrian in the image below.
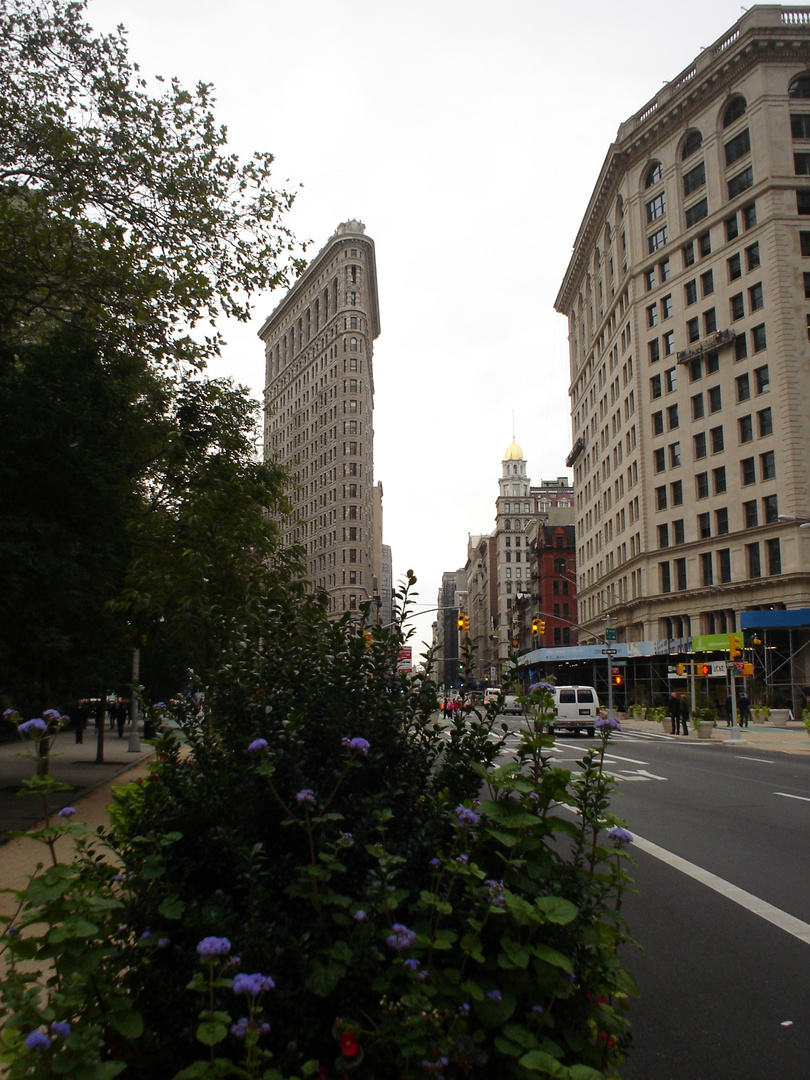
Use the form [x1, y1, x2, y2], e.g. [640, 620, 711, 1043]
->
[725, 694, 733, 727]
[738, 692, 751, 727]
[116, 699, 127, 738]
[679, 694, 690, 736]
[71, 701, 86, 744]
[668, 690, 680, 735]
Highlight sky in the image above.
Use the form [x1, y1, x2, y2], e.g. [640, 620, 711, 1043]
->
[89, 0, 756, 656]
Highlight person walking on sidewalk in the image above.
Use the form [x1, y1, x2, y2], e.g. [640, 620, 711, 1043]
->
[679, 694, 690, 736]
[668, 691, 680, 735]
[738, 692, 751, 727]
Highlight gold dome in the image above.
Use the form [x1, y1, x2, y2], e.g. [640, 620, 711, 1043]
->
[504, 440, 523, 461]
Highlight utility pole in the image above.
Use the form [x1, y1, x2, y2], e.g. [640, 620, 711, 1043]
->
[604, 614, 617, 718]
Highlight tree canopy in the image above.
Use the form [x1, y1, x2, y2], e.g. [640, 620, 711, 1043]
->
[0, 0, 301, 713]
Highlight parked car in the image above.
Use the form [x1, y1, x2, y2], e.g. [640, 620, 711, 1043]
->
[549, 685, 600, 736]
[502, 694, 522, 715]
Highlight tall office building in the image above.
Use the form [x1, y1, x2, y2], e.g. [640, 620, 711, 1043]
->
[259, 221, 381, 618]
[556, 6, 810, 648]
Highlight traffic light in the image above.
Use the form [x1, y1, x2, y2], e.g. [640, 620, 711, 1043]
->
[677, 663, 685, 676]
[463, 614, 470, 631]
[742, 662, 754, 676]
[457, 613, 464, 631]
[531, 617, 539, 635]
[728, 633, 741, 661]
[613, 674, 623, 686]
[700, 664, 710, 677]
[536, 619, 545, 636]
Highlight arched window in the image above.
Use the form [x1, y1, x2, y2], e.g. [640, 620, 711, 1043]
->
[645, 161, 663, 188]
[682, 130, 703, 160]
[789, 74, 810, 99]
[723, 96, 747, 128]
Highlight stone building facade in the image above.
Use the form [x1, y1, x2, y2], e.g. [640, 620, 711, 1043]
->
[259, 221, 381, 618]
[556, 7, 810, 646]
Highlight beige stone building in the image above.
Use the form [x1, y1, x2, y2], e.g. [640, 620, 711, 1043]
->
[259, 221, 381, 618]
[555, 6, 810, 647]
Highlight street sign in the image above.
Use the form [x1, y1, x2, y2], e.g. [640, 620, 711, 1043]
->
[605, 627, 617, 642]
[397, 647, 413, 674]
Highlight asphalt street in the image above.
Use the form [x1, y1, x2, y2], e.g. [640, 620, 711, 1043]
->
[501, 720, 810, 1080]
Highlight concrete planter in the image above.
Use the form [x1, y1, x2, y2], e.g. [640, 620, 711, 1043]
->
[695, 720, 714, 741]
[770, 708, 790, 728]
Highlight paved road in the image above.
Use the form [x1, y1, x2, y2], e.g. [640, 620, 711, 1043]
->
[497, 719, 810, 1079]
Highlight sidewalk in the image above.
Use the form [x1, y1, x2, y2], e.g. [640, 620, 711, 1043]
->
[616, 714, 810, 755]
[0, 725, 155, 842]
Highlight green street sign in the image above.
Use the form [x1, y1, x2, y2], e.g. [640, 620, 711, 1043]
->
[605, 627, 617, 642]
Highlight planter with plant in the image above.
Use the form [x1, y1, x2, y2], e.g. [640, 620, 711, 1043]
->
[691, 704, 717, 740]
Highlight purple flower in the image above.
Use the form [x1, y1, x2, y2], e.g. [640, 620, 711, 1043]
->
[42, 709, 61, 722]
[342, 736, 370, 754]
[528, 682, 556, 694]
[455, 805, 479, 827]
[353, 909, 367, 922]
[342, 832, 353, 842]
[456, 854, 469, 865]
[386, 923, 418, 950]
[7, 924, 19, 936]
[532, 1005, 544, 1014]
[606, 826, 634, 844]
[50, 1022, 71, 1040]
[295, 789, 316, 806]
[404, 958, 420, 970]
[429, 857, 441, 870]
[112, 874, 124, 883]
[595, 716, 622, 732]
[18, 718, 47, 735]
[140, 930, 151, 940]
[3, 708, 18, 721]
[248, 738, 268, 753]
[158, 938, 170, 948]
[58, 807, 76, 818]
[487, 989, 502, 1003]
[25, 1030, 51, 1052]
[231, 1017, 249, 1039]
[417, 969, 429, 981]
[196, 936, 231, 958]
[233, 972, 275, 996]
[458, 1001, 470, 1014]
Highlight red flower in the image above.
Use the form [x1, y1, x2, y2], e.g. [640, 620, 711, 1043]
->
[339, 1031, 360, 1058]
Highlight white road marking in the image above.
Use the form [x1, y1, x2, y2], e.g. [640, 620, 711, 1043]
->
[633, 833, 810, 946]
[739, 756, 775, 764]
[775, 792, 810, 803]
[604, 754, 649, 766]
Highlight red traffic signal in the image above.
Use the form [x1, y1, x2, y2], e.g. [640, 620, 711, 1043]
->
[700, 664, 710, 677]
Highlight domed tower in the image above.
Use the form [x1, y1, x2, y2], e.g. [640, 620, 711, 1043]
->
[491, 439, 535, 680]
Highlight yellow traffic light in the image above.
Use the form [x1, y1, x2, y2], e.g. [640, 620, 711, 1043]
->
[677, 663, 685, 676]
[537, 619, 545, 636]
[729, 633, 741, 661]
[531, 617, 539, 635]
[457, 613, 464, 631]
[463, 614, 470, 631]
[742, 662, 754, 676]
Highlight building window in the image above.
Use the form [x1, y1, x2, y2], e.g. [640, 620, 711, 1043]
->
[728, 167, 754, 200]
[700, 270, 714, 297]
[670, 442, 681, 468]
[755, 365, 770, 394]
[683, 240, 695, 267]
[741, 457, 756, 485]
[728, 253, 742, 280]
[645, 161, 664, 187]
[698, 231, 712, 258]
[716, 507, 730, 535]
[743, 499, 758, 528]
[763, 493, 779, 523]
[660, 561, 672, 593]
[660, 257, 671, 281]
[652, 410, 664, 436]
[666, 404, 679, 429]
[654, 447, 666, 473]
[671, 480, 683, 507]
[801, 231, 810, 256]
[650, 373, 662, 399]
[757, 407, 773, 437]
[723, 96, 747, 128]
[701, 551, 714, 586]
[694, 432, 707, 459]
[747, 542, 761, 578]
[665, 367, 677, 392]
[760, 450, 776, 480]
[749, 282, 764, 311]
[647, 302, 658, 327]
[658, 523, 670, 548]
[725, 213, 739, 241]
[705, 350, 719, 374]
[645, 268, 656, 291]
[692, 393, 705, 420]
[743, 203, 757, 229]
[730, 293, 745, 320]
[710, 426, 724, 453]
[768, 538, 782, 575]
[685, 198, 708, 227]
[675, 557, 687, 590]
[790, 76, 810, 98]
[673, 518, 685, 544]
[713, 466, 727, 494]
[707, 385, 722, 413]
[718, 548, 732, 584]
[798, 189, 810, 215]
[682, 130, 703, 159]
[661, 293, 673, 319]
[647, 192, 666, 222]
[704, 308, 717, 335]
[683, 162, 706, 196]
[684, 279, 697, 305]
[696, 472, 709, 499]
[752, 324, 767, 352]
[792, 113, 810, 139]
[746, 243, 761, 271]
[738, 415, 753, 443]
[689, 357, 702, 382]
[735, 334, 748, 361]
[725, 129, 751, 166]
[648, 227, 668, 253]
[663, 330, 675, 355]
[656, 485, 667, 511]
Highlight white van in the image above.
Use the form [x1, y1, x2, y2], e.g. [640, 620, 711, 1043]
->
[549, 685, 600, 736]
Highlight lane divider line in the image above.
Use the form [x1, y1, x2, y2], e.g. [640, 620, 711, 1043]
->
[774, 792, 810, 803]
[633, 833, 810, 946]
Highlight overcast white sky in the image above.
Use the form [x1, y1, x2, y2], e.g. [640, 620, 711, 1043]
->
[90, 0, 755, 655]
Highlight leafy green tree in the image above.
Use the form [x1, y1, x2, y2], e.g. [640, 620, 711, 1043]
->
[0, 0, 301, 712]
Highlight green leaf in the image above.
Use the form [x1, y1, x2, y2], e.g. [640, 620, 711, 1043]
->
[500, 937, 530, 968]
[196, 1020, 228, 1046]
[569, 1066, 609, 1080]
[158, 894, 185, 919]
[108, 1008, 144, 1039]
[518, 1049, 569, 1075]
[535, 896, 578, 925]
[305, 962, 344, 997]
[531, 943, 573, 973]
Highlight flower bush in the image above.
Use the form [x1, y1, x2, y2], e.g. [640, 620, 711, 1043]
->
[0, 578, 637, 1079]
